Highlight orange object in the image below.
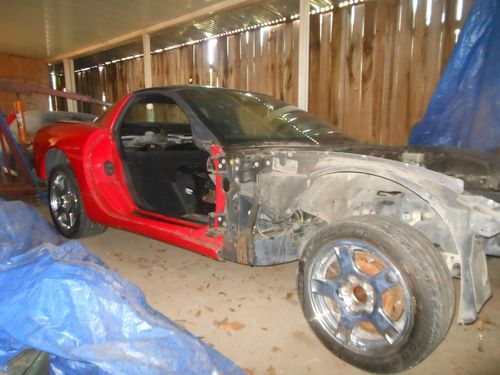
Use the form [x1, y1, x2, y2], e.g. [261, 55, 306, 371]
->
[13, 96, 31, 145]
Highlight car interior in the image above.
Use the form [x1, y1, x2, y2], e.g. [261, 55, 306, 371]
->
[117, 94, 215, 224]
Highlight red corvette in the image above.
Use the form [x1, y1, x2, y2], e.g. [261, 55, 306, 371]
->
[34, 86, 500, 373]
[34, 88, 228, 259]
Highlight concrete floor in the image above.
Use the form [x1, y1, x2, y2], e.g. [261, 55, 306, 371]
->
[66, 224, 500, 375]
[31, 199, 499, 374]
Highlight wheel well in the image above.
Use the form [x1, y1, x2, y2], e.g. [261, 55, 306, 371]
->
[297, 173, 457, 257]
[45, 148, 70, 179]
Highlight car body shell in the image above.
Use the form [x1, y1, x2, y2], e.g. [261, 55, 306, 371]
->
[33, 87, 500, 325]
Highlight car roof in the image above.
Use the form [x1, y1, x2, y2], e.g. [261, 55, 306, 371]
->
[133, 85, 267, 96]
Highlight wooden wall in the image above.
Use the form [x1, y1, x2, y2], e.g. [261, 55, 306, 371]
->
[150, 22, 300, 105]
[75, 0, 472, 145]
[0, 53, 49, 116]
[308, 0, 473, 144]
[75, 57, 144, 114]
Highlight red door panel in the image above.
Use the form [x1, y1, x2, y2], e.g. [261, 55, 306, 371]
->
[85, 130, 136, 219]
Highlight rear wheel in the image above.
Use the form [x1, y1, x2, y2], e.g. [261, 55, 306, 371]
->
[298, 216, 455, 373]
[48, 164, 106, 238]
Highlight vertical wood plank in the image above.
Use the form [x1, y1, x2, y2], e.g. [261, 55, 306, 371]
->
[360, 2, 376, 143]
[420, 0, 446, 121]
[343, 4, 365, 141]
[240, 32, 250, 91]
[388, 0, 412, 145]
[282, 22, 295, 103]
[329, 7, 347, 129]
[407, 0, 427, 137]
[291, 20, 300, 105]
[308, 14, 321, 116]
[377, 0, 398, 144]
[317, 13, 333, 121]
[228, 34, 241, 89]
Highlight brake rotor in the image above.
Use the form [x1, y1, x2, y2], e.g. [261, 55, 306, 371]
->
[354, 251, 404, 334]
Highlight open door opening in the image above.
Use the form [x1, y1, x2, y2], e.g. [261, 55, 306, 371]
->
[117, 94, 215, 224]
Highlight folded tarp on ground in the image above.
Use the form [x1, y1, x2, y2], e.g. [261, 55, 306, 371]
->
[0, 200, 244, 374]
[0, 200, 60, 261]
[409, 0, 500, 152]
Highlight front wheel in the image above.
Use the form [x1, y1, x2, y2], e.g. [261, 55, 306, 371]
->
[48, 164, 107, 238]
[298, 216, 455, 373]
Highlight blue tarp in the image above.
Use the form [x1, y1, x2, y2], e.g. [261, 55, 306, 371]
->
[0, 200, 60, 261]
[409, 0, 500, 152]
[0, 200, 244, 375]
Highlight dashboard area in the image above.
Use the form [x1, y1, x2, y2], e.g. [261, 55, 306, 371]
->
[122, 131, 193, 151]
[120, 122, 195, 151]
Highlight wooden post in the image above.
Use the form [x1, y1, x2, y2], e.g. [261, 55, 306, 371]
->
[62, 58, 77, 112]
[143, 33, 152, 88]
[298, 0, 310, 111]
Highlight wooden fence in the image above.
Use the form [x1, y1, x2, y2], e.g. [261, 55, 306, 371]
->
[74, 0, 472, 145]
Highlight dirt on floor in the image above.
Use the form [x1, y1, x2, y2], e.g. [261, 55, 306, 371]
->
[74, 229, 500, 375]
[35, 204, 500, 375]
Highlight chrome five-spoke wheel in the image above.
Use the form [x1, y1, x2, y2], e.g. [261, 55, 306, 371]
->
[298, 216, 455, 373]
[48, 163, 106, 238]
[50, 173, 79, 231]
[310, 239, 412, 354]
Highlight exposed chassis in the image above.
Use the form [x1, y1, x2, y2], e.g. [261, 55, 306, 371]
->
[213, 149, 500, 324]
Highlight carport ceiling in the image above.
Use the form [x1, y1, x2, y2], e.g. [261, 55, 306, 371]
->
[72, 0, 334, 71]
[1, 0, 333, 70]
[0, 0, 263, 61]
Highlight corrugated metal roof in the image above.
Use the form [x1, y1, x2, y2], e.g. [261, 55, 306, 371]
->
[70, 0, 335, 72]
[2, 0, 242, 61]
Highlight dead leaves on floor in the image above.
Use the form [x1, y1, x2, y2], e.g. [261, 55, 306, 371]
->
[197, 282, 211, 291]
[245, 366, 284, 375]
[475, 317, 496, 353]
[266, 365, 277, 375]
[214, 318, 246, 331]
[285, 291, 298, 305]
[244, 366, 278, 375]
[190, 305, 246, 331]
[476, 317, 496, 332]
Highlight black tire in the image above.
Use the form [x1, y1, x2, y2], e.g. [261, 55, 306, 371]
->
[48, 164, 107, 238]
[298, 215, 455, 373]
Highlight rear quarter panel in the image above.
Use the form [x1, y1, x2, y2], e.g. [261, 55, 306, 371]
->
[33, 122, 110, 221]
[33, 94, 132, 181]
[34, 122, 100, 180]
